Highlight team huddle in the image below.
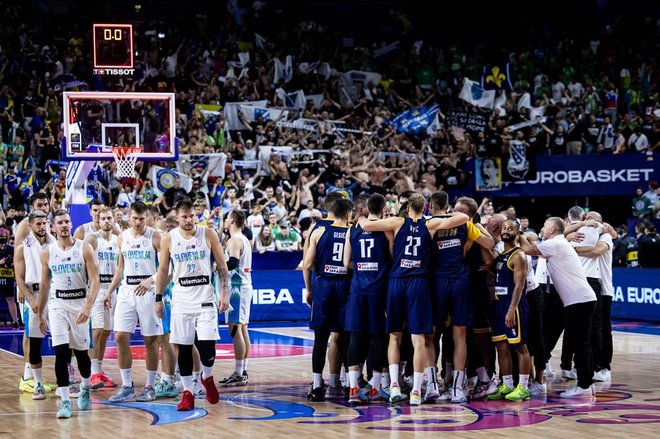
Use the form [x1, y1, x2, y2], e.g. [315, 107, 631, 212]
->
[303, 191, 614, 405]
[15, 193, 254, 418]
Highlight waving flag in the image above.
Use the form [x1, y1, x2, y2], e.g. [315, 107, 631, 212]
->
[459, 78, 495, 109]
[390, 105, 439, 135]
[147, 165, 192, 194]
[481, 64, 514, 90]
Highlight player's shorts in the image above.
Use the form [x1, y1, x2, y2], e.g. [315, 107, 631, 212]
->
[91, 287, 116, 331]
[48, 304, 91, 350]
[309, 277, 349, 332]
[0, 277, 14, 297]
[23, 287, 46, 339]
[491, 295, 528, 345]
[470, 272, 491, 333]
[114, 286, 164, 337]
[170, 309, 219, 345]
[386, 276, 433, 335]
[226, 284, 253, 324]
[344, 282, 387, 334]
[430, 276, 474, 328]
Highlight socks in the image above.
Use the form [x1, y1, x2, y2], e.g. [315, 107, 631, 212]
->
[312, 373, 323, 389]
[519, 374, 530, 389]
[99, 361, 103, 373]
[181, 376, 193, 392]
[413, 372, 424, 394]
[202, 365, 213, 379]
[369, 372, 382, 390]
[162, 374, 173, 385]
[329, 373, 339, 387]
[59, 385, 70, 401]
[235, 359, 244, 375]
[146, 370, 157, 387]
[81, 377, 91, 389]
[503, 374, 514, 389]
[389, 364, 400, 386]
[381, 373, 391, 389]
[476, 366, 490, 383]
[23, 363, 33, 380]
[32, 368, 42, 385]
[91, 359, 100, 375]
[243, 358, 248, 373]
[425, 366, 438, 387]
[348, 370, 360, 389]
[193, 371, 201, 382]
[453, 370, 465, 389]
[119, 368, 132, 388]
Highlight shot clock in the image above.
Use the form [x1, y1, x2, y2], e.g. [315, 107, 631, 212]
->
[92, 24, 134, 75]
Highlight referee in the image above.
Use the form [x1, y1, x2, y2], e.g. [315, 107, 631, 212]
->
[518, 217, 597, 398]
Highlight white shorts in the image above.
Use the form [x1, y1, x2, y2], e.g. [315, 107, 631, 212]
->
[91, 288, 116, 331]
[113, 286, 164, 337]
[170, 310, 219, 345]
[226, 284, 253, 324]
[22, 290, 47, 339]
[48, 305, 91, 350]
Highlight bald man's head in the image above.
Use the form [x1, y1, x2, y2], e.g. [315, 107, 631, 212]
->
[586, 211, 603, 222]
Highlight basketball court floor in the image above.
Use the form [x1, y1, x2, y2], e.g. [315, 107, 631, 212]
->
[0, 322, 658, 438]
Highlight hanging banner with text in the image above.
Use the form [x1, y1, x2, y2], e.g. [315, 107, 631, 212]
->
[481, 153, 658, 197]
[446, 108, 487, 133]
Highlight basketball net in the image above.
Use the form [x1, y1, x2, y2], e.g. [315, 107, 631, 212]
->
[111, 146, 142, 178]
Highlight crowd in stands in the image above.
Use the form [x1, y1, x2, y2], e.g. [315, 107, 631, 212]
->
[0, 1, 658, 257]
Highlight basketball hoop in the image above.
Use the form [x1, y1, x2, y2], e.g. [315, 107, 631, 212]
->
[111, 146, 142, 178]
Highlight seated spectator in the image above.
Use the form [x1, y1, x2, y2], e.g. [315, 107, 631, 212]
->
[116, 182, 137, 207]
[254, 225, 275, 253]
[275, 224, 301, 251]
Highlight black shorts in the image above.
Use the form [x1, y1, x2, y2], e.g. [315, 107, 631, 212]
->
[0, 278, 15, 298]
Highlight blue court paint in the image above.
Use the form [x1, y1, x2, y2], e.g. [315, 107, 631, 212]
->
[95, 400, 207, 425]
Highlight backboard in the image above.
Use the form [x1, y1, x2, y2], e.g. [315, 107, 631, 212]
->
[62, 91, 178, 161]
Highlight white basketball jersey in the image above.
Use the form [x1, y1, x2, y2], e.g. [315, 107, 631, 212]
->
[96, 233, 119, 286]
[83, 222, 97, 237]
[230, 234, 252, 286]
[24, 231, 55, 287]
[170, 226, 215, 313]
[48, 239, 88, 312]
[121, 227, 157, 289]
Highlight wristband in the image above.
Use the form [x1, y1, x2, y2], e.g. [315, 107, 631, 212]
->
[155, 294, 163, 302]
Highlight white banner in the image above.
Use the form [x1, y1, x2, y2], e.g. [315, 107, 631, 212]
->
[459, 78, 496, 109]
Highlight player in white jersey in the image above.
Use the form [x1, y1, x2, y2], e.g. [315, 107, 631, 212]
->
[37, 210, 100, 418]
[83, 206, 120, 390]
[15, 193, 51, 392]
[156, 199, 230, 411]
[104, 201, 164, 403]
[219, 209, 253, 387]
[14, 210, 57, 399]
[73, 200, 122, 240]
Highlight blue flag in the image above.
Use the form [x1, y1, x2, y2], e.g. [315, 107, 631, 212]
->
[390, 106, 438, 135]
[481, 64, 513, 91]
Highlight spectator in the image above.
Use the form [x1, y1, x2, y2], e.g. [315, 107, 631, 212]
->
[163, 178, 188, 210]
[612, 225, 638, 267]
[637, 223, 660, 268]
[254, 225, 275, 253]
[116, 182, 137, 208]
[631, 188, 652, 219]
[274, 224, 301, 251]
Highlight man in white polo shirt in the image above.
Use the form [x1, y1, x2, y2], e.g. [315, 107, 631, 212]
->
[518, 217, 597, 398]
[572, 211, 614, 382]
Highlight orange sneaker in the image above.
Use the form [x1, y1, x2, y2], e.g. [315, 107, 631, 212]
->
[101, 374, 118, 388]
[90, 373, 105, 389]
[177, 390, 195, 411]
[201, 375, 219, 404]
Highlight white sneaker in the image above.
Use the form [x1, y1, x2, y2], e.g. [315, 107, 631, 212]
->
[560, 385, 594, 398]
[528, 381, 547, 396]
[593, 369, 611, 382]
[544, 362, 555, 379]
[450, 386, 467, 403]
[561, 368, 577, 380]
[423, 383, 440, 403]
[192, 378, 206, 396]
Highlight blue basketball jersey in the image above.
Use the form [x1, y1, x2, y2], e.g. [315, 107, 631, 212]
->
[494, 247, 525, 299]
[390, 217, 431, 278]
[430, 215, 479, 277]
[349, 224, 390, 292]
[315, 223, 349, 279]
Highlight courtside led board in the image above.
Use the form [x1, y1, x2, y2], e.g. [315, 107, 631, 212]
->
[93, 24, 134, 75]
[62, 92, 177, 161]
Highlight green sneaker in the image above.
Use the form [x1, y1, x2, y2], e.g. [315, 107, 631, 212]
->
[155, 380, 179, 398]
[487, 383, 514, 400]
[77, 386, 91, 410]
[57, 400, 73, 418]
[505, 384, 531, 402]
